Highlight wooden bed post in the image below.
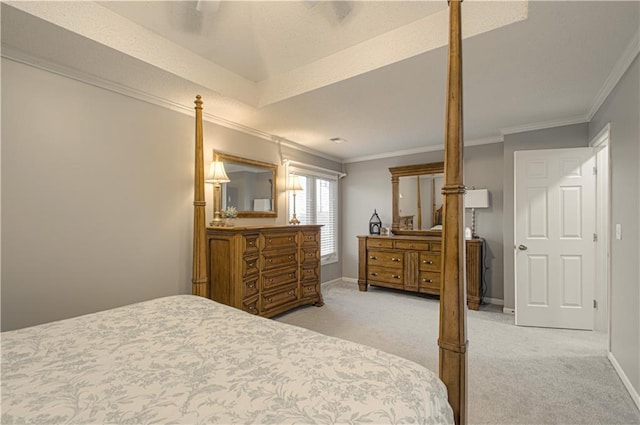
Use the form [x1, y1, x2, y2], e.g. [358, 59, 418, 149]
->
[192, 95, 208, 297]
[439, 1, 467, 424]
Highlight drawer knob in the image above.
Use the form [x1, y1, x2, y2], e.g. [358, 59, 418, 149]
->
[422, 279, 434, 283]
[249, 306, 256, 311]
[289, 255, 293, 259]
[289, 274, 293, 277]
[392, 257, 400, 262]
[268, 239, 272, 243]
[268, 259, 273, 263]
[248, 283, 255, 289]
[268, 297, 273, 302]
[392, 274, 400, 279]
[370, 272, 378, 277]
[269, 278, 274, 282]
[369, 255, 377, 260]
[423, 260, 433, 265]
[289, 291, 294, 295]
[248, 263, 254, 268]
[288, 237, 293, 241]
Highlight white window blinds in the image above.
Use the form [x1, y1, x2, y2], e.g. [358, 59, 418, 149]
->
[288, 166, 339, 264]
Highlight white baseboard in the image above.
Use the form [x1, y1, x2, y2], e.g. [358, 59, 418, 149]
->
[503, 307, 515, 314]
[341, 277, 358, 284]
[322, 277, 346, 287]
[608, 352, 640, 412]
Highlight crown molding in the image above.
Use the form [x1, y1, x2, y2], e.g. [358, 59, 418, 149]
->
[587, 29, 640, 121]
[500, 115, 589, 136]
[343, 135, 504, 164]
[1, 47, 341, 164]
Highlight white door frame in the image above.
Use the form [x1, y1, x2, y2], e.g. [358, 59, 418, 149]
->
[589, 123, 611, 349]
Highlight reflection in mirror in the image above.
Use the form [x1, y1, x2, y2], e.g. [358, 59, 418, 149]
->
[390, 162, 444, 236]
[398, 174, 444, 230]
[215, 152, 278, 218]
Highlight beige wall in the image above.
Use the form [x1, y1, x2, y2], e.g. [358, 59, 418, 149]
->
[589, 55, 639, 398]
[1, 58, 341, 331]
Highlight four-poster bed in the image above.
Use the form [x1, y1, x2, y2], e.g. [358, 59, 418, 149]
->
[1, 1, 467, 424]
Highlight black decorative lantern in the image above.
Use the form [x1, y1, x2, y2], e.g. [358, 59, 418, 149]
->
[369, 209, 382, 235]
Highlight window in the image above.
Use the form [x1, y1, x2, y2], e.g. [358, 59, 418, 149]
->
[288, 167, 339, 264]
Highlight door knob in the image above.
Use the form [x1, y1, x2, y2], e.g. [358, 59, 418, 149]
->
[518, 244, 528, 251]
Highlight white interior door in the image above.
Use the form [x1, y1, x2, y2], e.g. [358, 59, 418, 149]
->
[515, 148, 596, 330]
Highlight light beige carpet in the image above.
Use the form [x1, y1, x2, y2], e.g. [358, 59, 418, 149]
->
[276, 280, 640, 425]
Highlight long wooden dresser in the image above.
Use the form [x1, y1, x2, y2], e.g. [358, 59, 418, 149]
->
[207, 225, 323, 317]
[357, 235, 483, 310]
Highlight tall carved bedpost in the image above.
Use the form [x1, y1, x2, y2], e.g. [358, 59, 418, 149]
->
[439, 1, 467, 424]
[192, 95, 208, 297]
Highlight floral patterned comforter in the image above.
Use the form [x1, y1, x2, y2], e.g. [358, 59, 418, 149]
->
[2, 295, 453, 424]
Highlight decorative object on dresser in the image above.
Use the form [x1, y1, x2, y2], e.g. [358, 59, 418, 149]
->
[207, 225, 323, 317]
[357, 234, 483, 311]
[205, 160, 230, 226]
[369, 210, 382, 235]
[286, 175, 303, 225]
[465, 188, 490, 238]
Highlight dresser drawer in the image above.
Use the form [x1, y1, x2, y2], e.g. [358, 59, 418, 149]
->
[263, 232, 297, 250]
[419, 272, 440, 292]
[300, 264, 320, 283]
[367, 250, 403, 268]
[301, 231, 320, 246]
[368, 265, 403, 285]
[301, 246, 319, 264]
[301, 283, 319, 299]
[366, 238, 393, 249]
[242, 233, 259, 255]
[242, 296, 259, 315]
[262, 249, 297, 271]
[243, 277, 259, 298]
[262, 268, 298, 291]
[395, 240, 430, 251]
[262, 285, 298, 312]
[431, 243, 442, 252]
[242, 255, 259, 278]
[419, 253, 441, 272]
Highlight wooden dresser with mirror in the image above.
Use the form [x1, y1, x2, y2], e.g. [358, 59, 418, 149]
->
[357, 161, 483, 310]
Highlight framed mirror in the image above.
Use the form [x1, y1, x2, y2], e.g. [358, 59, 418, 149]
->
[390, 162, 444, 236]
[215, 152, 278, 218]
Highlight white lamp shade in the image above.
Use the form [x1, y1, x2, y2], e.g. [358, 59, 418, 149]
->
[205, 161, 230, 184]
[465, 189, 489, 209]
[286, 175, 303, 192]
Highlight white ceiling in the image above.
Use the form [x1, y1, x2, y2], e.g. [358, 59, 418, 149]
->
[2, 1, 639, 162]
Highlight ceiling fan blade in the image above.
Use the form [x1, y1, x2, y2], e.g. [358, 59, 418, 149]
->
[196, 0, 220, 14]
[332, 1, 353, 21]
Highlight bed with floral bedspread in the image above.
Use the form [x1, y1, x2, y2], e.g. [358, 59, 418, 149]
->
[1, 295, 453, 424]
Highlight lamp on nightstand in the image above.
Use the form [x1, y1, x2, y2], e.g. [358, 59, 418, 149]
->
[465, 188, 489, 238]
[205, 160, 230, 226]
